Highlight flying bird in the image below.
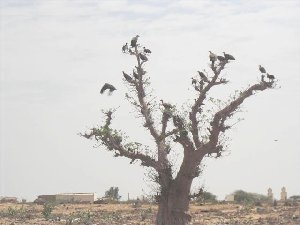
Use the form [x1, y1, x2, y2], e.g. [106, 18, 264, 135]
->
[100, 83, 116, 95]
[197, 71, 209, 82]
[223, 52, 235, 60]
[139, 53, 148, 62]
[143, 47, 152, 54]
[160, 100, 173, 109]
[131, 35, 140, 47]
[267, 73, 275, 81]
[123, 71, 133, 83]
[209, 51, 217, 62]
[259, 65, 266, 73]
[122, 43, 128, 53]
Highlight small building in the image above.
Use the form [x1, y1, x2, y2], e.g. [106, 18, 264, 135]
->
[225, 194, 235, 202]
[34, 195, 56, 204]
[0, 197, 18, 203]
[280, 187, 287, 201]
[55, 193, 95, 204]
[267, 188, 273, 201]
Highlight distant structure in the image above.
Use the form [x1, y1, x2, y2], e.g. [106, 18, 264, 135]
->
[34, 195, 56, 204]
[56, 193, 94, 204]
[289, 195, 300, 203]
[280, 187, 287, 201]
[225, 194, 235, 202]
[0, 197, 18, 203]
[267, 188, 273, 201]
[34, 193, 95, 204]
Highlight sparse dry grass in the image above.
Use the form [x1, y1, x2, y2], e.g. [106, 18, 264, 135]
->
[0, 202, 299, 225]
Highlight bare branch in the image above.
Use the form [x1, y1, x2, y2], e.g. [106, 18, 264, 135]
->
[164, 128, 180, 139]
[204, 80, 275, 155]
[172, 115, 195, 150]
[161, 111, 171, 136]
[132, 45, 160, 141]
[189, 61, 228, 149]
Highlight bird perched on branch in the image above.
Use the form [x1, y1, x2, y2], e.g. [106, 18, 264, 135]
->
[223, 52, 235, 60]
[160, 100, 173, 109]
[267, 73, 275, 81]
[259, 65, 266, 73]
[191, 78, 197, 85]
[197, 71, 209, 82]
[143, 47, 151, 54]
[128, 48, 134, 55]
[123, 71, 133, 83]
[139, 53, 148, 62]
[209, 51, 217, 62]
[131, 35, 140, 47]
[122, 43, 128, 53]
[100, 83, 116, 95]
[133, 70, 139, 79]
[217, 55, 226, 61]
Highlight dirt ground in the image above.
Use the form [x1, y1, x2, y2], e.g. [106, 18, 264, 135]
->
[0, 202, 299, 225]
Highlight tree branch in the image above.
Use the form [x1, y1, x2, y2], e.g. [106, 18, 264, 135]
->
[133, 46, 160, 141]
[189, 61, 228, 149]
[172, 115, 195, 151]
[203, 80, 275, 155]
[81, 110, 159, 170]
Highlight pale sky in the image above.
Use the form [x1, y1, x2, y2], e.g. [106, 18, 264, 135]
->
[1, 0, 300, 202]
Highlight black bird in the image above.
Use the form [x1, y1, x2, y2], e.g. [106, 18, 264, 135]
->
[128, 48, 134, 55]
[131, 35, 140, 47]
[217, 55, 226, 61]
[160, 100, 173, 109]
[139, 53, 148, 62]
[122, 71, 133, 83]
[267, 73, 275, 81]
[197, 71, 209, 82]
[133, 70, 139, 79]
[191, 78, 197, 85]
[143, 47, 151, 54]
[122, 43, 128, 53]
[209, 51, 217, 62]
[223, 52, 235, 60]
[100, 83, 116, 94]
[259, 65, 266, 73]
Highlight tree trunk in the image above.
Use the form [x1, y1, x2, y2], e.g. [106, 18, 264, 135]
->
[156, 175, 193, 225]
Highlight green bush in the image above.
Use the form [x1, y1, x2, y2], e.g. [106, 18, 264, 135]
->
[104, 187, 121, 201]
[42, 202, 55, 220]
[233, 190, 268, 204]
[194, 191, 217, 204]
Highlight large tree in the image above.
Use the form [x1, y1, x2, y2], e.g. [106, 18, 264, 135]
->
[81, 36, 276, 225]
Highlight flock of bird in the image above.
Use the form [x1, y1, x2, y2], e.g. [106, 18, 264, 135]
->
[100, 36, 276, 98]
[209, 50, 235, 62]
[100, 35, 152, 95]
[259, 65, 275, 81]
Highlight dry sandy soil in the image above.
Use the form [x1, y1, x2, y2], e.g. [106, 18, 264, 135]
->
[0, 202, 299, 225]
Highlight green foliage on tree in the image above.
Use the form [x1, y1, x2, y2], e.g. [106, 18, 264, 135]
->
[105, 187, 121, 201]
[233, 190, 268, 204]
[194, 191, 217, 204]
[289, 195, 300, 200]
